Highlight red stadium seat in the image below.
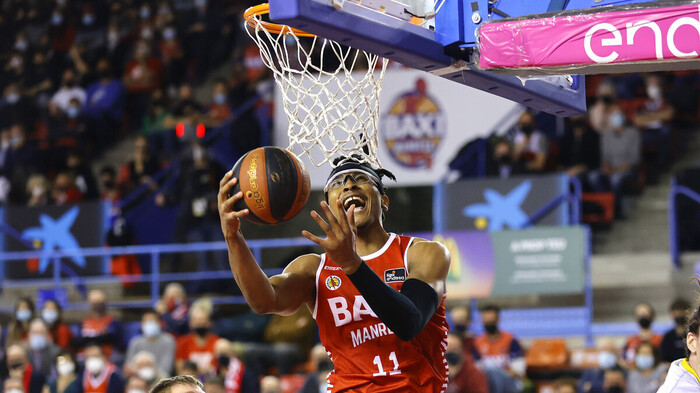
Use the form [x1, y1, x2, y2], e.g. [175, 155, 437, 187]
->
[525, 338, 568, 370]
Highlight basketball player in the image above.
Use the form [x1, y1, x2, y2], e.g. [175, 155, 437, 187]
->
[218, 157, 450, 392]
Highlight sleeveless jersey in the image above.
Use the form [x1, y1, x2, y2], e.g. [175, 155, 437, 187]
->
[313, 233, 449, 393]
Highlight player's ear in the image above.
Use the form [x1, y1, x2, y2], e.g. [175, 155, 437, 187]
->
[381, 194, 389, 212]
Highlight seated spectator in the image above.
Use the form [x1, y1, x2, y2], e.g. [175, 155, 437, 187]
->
[259, 376, 282, 393]
[623, 303, 663, 365]
[589, 83, 618, 134]
[2, 49, 27, 89]
[448, 306, 488, 393]
[473, 304, 525, 393]
[126, 351, 168, 389]
[27, 319, 60, 377]
[661, 298, 691, 363]
[488, 136, 520, 178]
[7, 297, 35, 347]
[6, 344, 45, 393]
[589, 106, 641, 218]
[156, 283, 189, 337]
[117, 136, 160, 196]
[558, 117, 599, 190]
[158, 25, 185, 87]
[25, 51, 53, 101]
[83, 58, 125, 151]
[51, 171, 83, 206]
[45, 350, 80, 393]
[99, 166, 120, 202]
[205, 80, 231, 127]
[299, 344, 333, 393]
[0, 82, 36, 130]
[627, 341, 667, 393]
[72, 289, 123, 362]
[213, 339, 258, 393]
[602, 366, 626, 393]
[141, 89, 171, 136]
[41, 300, 73, 351]
[511, 111, 548, 173]
[632, 74, 674, 171]
[48, 97, 89, 168]
[26, 174, 51, 207]
[175, 302, 220, 375]
[124, 40, 163, 129]
[124, 377, 148, 393]
[65, 151, 99, 200]
[81, 345, 125, 393]
[126, 311, 175, 375]
[579, 338, 621, 393]
[163, 84, 204, 133]
[446, 333, 489, 393]
[49, 69, 86, 117]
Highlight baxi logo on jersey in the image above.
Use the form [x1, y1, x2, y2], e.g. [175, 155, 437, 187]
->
[326, 275, 342, 290]
[381, 78, 446, 169]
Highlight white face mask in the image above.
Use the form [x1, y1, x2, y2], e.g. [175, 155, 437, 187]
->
[57, 361, 75, 376]
[609, 112, 625, 129]
[128, 389, 145, 393]
[29, 334, 47, 350]
[142, 321, 161, 338]
[85, 357, 105, 374]
[42, 309, 58, 324]
[16, 309, 31, 322]
[137, 367, 155, 381]
[647, 84, 662, 101]
[7, 389, 23, 393]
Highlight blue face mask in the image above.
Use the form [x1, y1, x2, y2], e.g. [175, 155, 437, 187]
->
[66, 106, 80, 119]
[597, 351, 617, 370]
[14, 40, 27, 52]
[609, 112, 625, 129]
[16, 309, 31, 322]
[6, 93, 20, 104]
[140, 8, 151, 19]
[29, 334, 46, 350]
[214, 93, 226, 105]
[162, 29, 175, 41]
[635, 354, 654, 371]
[83, 14, 95, 26]
[52, 14, 63, 26]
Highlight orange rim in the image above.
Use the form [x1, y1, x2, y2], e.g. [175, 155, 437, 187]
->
[244, 3, 316, 37]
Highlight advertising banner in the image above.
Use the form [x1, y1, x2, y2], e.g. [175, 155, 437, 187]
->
[274, 68, 522, 188]
[414, 226, 586, 299]
[439, 174, 570, 232]
[2, 202, 106, 278]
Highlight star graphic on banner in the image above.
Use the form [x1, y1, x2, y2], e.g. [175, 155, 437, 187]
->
[22, 206, 86, 273]
[462, 181, 531, 232]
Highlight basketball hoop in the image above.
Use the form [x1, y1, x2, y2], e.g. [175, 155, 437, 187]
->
[244, 3, 388, 168]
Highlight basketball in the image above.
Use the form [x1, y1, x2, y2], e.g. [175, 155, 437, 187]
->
[228, 146, 311, 225]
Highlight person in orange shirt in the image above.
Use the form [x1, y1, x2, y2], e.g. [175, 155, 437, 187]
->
[623, 302, 663, 365]
[175, 305, 219, 375]
[473, 305, 526, 393]
[72, 290, 123, 361]
[41, 300, 73, 350]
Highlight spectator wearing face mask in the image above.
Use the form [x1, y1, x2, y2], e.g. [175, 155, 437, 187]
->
[447, 307, 488, 393]
[589, 83, 619, 134]
[175, 303, 220, 375]
[124, 376, 148, 393]
[0, 83, 36, 130]
[205, 80, 231, 127]
[48, 7, 76, 54]
[81, 345, 125, 393]
[632, 74, 674, 171]
[214, 339, 258, 393]
[6, 344, 45, 393]
[117, 136, 160, 196]
[41, 300, 73, 351]
[83, 58, 125, 152]
[588, 105, 641, 218]
[25, 174, 51, 207]
[511, 111, 549, 173]
[7, 297, 35, 347]
[125, 352, 168, 389]
[44, 351, 80, 393]
[155, 283, 189, 337]
[623, 303, 663, 366]
[579, 338, 622, 393]
[158, 26, 185, 87]
[125, 311, 175, 376]
[27, 318, 60, 377]
[627, 342, 667, 393]
[4, 124, 38, 203]
[473, 305, 525, 393]
[51, 171, 84, 206]
[49, 69, 86, 117]
[72, 290, 123, 362]
[602, 366, 626, 393]
[2, 50, 27, 89]
[661, 298, 692, 363]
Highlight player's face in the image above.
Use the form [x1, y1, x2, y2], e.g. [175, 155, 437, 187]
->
[326, 171, 386, 230]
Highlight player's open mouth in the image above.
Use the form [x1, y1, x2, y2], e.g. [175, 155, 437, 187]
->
[342, 195, 366, 212]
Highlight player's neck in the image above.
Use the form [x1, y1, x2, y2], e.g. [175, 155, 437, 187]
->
[355, 225, 390, 257]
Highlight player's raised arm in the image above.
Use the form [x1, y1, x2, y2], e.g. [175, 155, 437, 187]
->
[218, 170, 317, 316]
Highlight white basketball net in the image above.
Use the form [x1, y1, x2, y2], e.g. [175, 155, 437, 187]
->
[245, 10, 388, 168]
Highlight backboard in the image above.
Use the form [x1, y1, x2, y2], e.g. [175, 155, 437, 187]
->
[267, 0, 587, 117]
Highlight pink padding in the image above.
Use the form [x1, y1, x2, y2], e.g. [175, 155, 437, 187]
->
[479, 4, 700, 70]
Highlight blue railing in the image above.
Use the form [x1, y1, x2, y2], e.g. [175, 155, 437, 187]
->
[668, 180, 700, 268]
[0, 238, 312, 313]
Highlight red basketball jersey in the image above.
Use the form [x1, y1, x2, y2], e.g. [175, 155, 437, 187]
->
[313, 233, 449, 393]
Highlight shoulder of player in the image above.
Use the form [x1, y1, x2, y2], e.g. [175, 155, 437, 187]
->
[282, 253, 322, 277]
[407, 238, 449, 261]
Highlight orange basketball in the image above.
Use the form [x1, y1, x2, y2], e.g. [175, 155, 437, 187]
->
[228, 147, 311, 225]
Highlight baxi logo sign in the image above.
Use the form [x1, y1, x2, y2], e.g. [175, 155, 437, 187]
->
[479, 4, 700, 70]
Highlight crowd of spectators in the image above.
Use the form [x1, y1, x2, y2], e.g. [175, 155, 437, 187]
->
[1, 285, 691, 393]
[0, 0, 268, 208]
[461, 71, 700, 220]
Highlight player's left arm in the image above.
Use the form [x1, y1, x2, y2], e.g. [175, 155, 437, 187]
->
[405, 239, 450, 301]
